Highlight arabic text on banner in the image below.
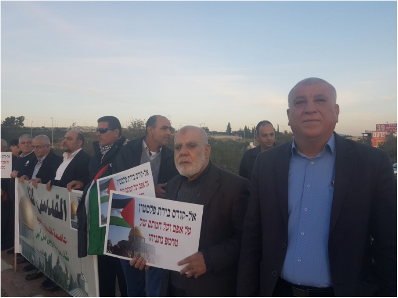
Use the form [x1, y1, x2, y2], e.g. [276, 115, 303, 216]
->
[16, 181, 99, 296]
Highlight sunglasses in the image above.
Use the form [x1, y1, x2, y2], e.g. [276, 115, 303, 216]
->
[96, 128, 116, 134]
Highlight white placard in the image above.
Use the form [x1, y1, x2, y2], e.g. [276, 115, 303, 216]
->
[97, 162, 155, 227]
[1, 152, 12, 178]
[104, 191, 203, 272]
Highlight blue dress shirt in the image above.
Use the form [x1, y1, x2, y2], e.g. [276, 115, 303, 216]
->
[281, 134, 336, 287]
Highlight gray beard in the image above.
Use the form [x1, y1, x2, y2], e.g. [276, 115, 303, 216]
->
[176, 151, 207, 178]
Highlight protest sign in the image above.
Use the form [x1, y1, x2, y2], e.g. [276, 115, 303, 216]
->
[15, 180, 98, 296]
[97, 162, 155, 227]
[1, 152, 12, 178]
[104, 191, 203, 272]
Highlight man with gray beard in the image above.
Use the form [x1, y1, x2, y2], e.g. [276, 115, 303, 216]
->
[130, 125, 250, 296]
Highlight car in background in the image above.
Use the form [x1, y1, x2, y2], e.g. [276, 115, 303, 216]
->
[393, 163, 397, 178]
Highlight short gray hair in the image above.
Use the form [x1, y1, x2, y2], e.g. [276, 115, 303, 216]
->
[288, 77, 337, 107]
[19, 134, 33, 141]
[33, 135, 50, 145]
[175, 126, 208, 145]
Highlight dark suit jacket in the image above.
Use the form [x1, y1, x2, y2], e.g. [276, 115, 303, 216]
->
[113, 136, 178, 184]
[27, 150, 63, 184]
[237, 133, 397, 296]
[238, 146, 261, 181]
[51, 149, 91, 188]
[161, 163, 250, 296]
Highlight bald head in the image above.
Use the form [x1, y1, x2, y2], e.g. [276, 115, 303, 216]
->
[175, 126, 208, 146]
[32, 135, 50, 158]
[288, 77, 337, 107]
[174, 126, 211, 181]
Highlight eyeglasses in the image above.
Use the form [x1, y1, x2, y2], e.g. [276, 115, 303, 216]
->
[32, 145, 48, 150]
[96, 128, 116, 134]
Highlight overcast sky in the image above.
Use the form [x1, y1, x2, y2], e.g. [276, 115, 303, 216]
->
[2, 1, 396, 136]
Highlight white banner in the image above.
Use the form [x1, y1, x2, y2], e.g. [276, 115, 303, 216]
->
[97, 162, 155, 227]
[104, 191, 203, 272]
[1, 152, 12, 178]
[15, 180, 99, 296]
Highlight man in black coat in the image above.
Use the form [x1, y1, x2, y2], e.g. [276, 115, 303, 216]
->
[72, 116, 127, 297]
[19, 135, 62, 186]
[239, 120, 276, 181]
[47, 130, 91, 190]
[131, 126, 250, 296]
[113, 115, 178, 297]
[237, 78, 396, 296]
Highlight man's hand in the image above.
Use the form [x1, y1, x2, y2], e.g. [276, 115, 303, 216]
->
[67, 181, 84, 192]
[10, 171, 19, 178]
[46, 180, 52, 192]
[130, 257, 150, 271]
[178, 252, 206, 278]
[18, 175, 29, 183]
[30, 178, 42, 189]
[155, 183, 167, 198]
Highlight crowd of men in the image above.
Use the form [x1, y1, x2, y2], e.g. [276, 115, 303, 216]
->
[1, 77, 396, 297]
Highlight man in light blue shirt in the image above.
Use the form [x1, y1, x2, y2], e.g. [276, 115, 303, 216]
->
[238, 77, 396, 296]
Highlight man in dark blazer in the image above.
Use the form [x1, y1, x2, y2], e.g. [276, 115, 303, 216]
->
[19, 135, 62, 186]
[131, 125, 250, 296]
[239, 120, 276, 181]
[47, 130, 91, 190]
[237, 78, 396, 296]
[113, 115, 179, 297]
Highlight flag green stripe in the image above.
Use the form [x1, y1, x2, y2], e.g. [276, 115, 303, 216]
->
[100, 195, 110, 204]
[109, 216, 132, 228]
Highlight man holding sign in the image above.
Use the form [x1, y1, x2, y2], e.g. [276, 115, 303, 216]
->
[131, 126, 250, 296]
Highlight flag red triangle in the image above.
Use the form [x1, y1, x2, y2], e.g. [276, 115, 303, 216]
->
[121, 198, 135, 228]
[107, 178, 116, 194]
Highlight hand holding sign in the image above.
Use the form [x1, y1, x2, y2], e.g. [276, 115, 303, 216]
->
[129, 257, 150, 271]
[178, 251, 206, 279]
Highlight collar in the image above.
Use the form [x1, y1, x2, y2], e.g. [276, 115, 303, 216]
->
[291, 133, 335, 158]
[63, 148, 82, 159]
[20, 150, 34, 158]
[143, 139, 162, 156]
[37, 153, 49, 163]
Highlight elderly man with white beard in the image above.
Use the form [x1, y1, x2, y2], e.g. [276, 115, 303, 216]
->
[130, 125, 250, 296]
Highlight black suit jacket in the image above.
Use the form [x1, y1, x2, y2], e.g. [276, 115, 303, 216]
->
[113, 136, 178, 184]
[237, 133, 397, 296]
[161, 163, 250, 296]
[51, 149, 91, 188]
[27, 150, 63, 184]
[238, 146, 261, 181]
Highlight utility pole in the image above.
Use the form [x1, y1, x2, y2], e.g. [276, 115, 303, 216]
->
[51, 117, 54, 147]
[31, 121, 33, 136]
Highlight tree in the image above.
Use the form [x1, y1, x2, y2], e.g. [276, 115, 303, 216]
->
[202, 126, 210, 133]
[2, 116, 25, 127]
[377, 133, 397, 163]
[226, 123, 232, 135]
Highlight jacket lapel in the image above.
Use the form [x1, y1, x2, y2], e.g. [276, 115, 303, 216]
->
[276, 142, 292, 229]
[329, 134, 354, 232]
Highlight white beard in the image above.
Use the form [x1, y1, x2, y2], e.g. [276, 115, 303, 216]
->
[176, 151, 207, 178]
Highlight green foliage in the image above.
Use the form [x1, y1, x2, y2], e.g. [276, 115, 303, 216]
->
[208, 138, 248, 174]
[2, 116, 25, 127]
[276, 130, 294, 145]
[226, 122, 232, 135]
[377, 133, 397, 163]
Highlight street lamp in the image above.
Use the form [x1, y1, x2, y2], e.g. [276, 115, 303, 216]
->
[51, 117, 54, 147]
[31, 121, 33, 136]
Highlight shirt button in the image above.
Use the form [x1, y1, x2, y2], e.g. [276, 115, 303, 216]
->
[304, 208, 308, 211]
[272, 270, 278, 276]
[298, 259, 301, 262]
[301, 232, 304, 235]
[307, 184, 310, 188]
[311, 162, 314, 164]
[281, 243, 287, 249]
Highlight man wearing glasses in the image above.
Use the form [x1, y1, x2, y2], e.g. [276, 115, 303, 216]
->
[73, 116, 127, 297]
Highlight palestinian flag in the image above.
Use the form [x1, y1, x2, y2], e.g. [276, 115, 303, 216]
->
[99, 178, 116, 204]
[109, 197, 135, 228]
